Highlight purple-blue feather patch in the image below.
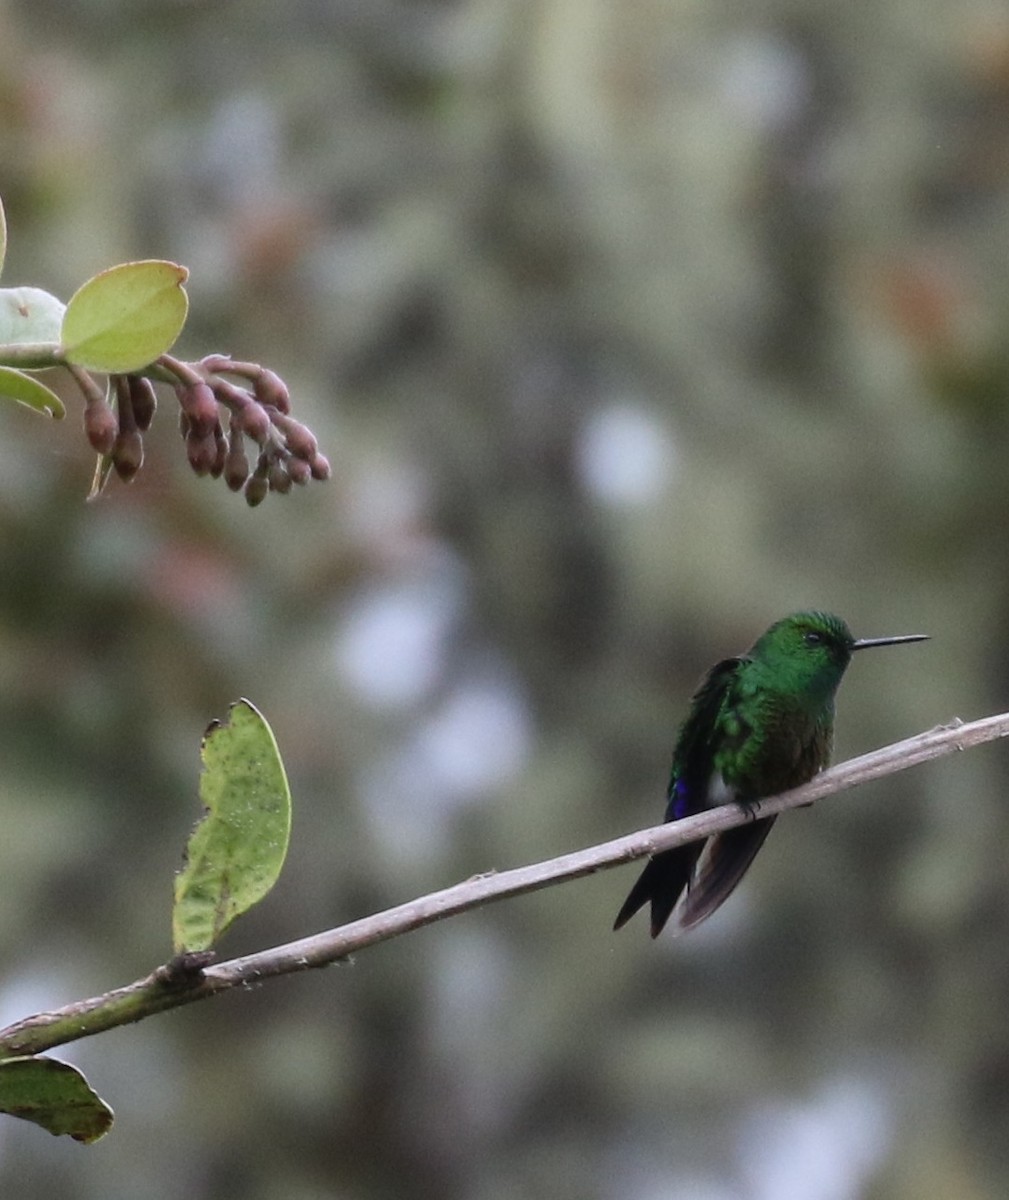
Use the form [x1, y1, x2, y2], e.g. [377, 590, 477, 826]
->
[672, 778, 690, 819]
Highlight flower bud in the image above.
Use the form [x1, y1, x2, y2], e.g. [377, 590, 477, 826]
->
[280, 418, 318, 461]
[244, 472, 269, 507]
[113, 429, 144, 481]
[179, 382, 219, 438]
[210, 425, 228, 478]
[287, 457, 311, 486]
[310, 453, 332, 481]
[223, 432, 250, 491]
[235, 400, 272, 444]
[186, 429, 218, 477]
[254, 368, 291, 414]
[84, 398, 118, 456]
[268, 462, 292, 494]
[128, 376, 157, 431]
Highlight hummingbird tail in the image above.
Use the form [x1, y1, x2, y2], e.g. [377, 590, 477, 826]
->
[675, 815, 777, 930]
[613, 845, 701, 938]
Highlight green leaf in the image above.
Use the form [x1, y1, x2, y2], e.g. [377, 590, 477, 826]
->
[0, 1056, 114, 1144]
[60, 259, 189, 373]
[0, 286, 66, 347]
[173, 699, 292, 953]
[0, 194, 7, 280]
[0, 365, 65, 418]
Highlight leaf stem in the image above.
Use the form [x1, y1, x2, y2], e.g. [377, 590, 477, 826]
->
[0, 342, 63, 370]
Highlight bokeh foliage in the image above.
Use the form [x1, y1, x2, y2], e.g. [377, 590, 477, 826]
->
[0, 1, 1008, 1197]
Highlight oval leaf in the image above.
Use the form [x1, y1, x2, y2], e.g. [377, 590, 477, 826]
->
[0, 286, 66, 348]
[60, 259, 189, 373]
[0, 366, 65, 418]
[173, 699, 292, 953]
[0, 1056, 114, 1144]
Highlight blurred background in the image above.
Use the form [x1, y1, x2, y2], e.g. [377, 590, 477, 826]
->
[0, 0, 1007, 1196]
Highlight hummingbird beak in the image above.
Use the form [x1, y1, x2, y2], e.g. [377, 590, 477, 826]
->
[852, 633, 929, 651]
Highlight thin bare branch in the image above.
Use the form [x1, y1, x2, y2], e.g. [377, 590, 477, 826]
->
[1, 713, 1006, 1058]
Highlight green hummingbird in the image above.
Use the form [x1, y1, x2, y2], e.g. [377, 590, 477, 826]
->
[613, 611, 928, 937]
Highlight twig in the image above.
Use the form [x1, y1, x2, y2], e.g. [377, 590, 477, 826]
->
[1, 713, 1006, 1058]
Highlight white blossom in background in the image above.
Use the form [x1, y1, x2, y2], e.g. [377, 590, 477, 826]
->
[736, 1074, 894, 1200]
[333, 561, 468, 709]
[720, 34, 811, 133]
[575, 403, 678, 507]
[359, 663, 534, 866]
[413, 669, 532, 800]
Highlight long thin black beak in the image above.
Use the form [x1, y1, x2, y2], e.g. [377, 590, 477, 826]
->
[852, 633, 929, 650]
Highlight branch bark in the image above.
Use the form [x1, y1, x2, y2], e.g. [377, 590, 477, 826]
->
[2, 712, 1006, 1058]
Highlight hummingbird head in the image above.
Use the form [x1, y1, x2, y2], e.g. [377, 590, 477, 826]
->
[748, 611, 928, 704]
[751, 610, 856, 678]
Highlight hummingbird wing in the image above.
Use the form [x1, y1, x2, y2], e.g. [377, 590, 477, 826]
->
[674, 688, 837, 928]
[613, 656, 745, 938]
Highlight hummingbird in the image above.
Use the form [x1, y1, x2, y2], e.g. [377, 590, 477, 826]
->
[613, 611, 928, 937]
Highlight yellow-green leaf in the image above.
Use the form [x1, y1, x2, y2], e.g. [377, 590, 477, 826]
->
[0, 1056, 114, 1144]
[0, 286, 66, 348]
[173, 699, 292, 953]
[0, 366, 65, 418]
[60, 259, 189, 373]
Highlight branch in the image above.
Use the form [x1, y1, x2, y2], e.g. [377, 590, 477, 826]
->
[2, 713, 1006, 1058]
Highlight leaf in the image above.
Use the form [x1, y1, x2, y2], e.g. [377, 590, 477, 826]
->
[0, 286, 66, 348]
[0, 1056, 114, 1143]
[0, 366, 65, 418]
[60, 259, 189, 373]
[173, 699, 292, 953]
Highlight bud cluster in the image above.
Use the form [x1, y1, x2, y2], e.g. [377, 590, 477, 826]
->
[75, 353, 329, 506]
[79, 370, 148, 482]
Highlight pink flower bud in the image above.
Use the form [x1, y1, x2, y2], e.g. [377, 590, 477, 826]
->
[210, 426, 228, 478]
[254, 369, 291, 414]
[128, 376, 158, 432]
[281, 419, 318, 461]
[268, 462, 292, 494]
[113, 430, 144, 481]
[287, 457, 311, 486]
[244, 473, 269, 507]
[84, 399, 118, 456]
[186, 429, 218, 477]
[224, 435, 250, 492]
[310, 453, 332, 481]
[180, 382, 219, 438]
[235, 401, 272, 444]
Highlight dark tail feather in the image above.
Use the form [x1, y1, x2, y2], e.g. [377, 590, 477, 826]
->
[676, 815, 777, 930]
[613, 845, 702, 938]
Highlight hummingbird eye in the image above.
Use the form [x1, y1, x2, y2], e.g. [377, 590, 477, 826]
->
[803, 630, 823, 646]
